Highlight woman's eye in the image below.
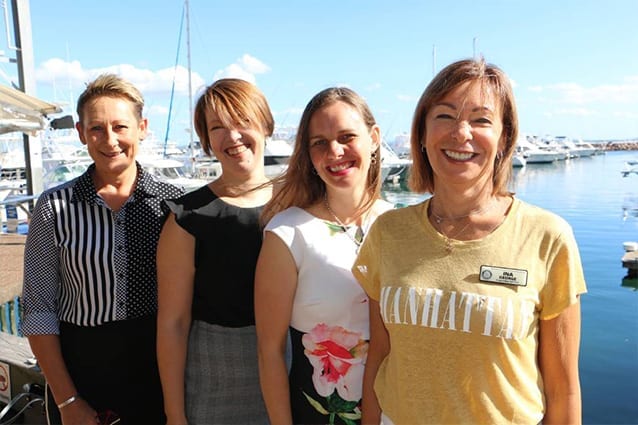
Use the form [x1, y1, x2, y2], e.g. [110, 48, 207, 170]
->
[435, 113, 455, 120]
[338, 134, 356, 144]
[474, 117, 493, 125]
[310, 139, 327, 147]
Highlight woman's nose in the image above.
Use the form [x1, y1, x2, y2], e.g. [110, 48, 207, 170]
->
[106, 127, 119, 146]
[328, 140, 344, 157]
[229, 127, 242, 141]
[451, 120, 472, 142]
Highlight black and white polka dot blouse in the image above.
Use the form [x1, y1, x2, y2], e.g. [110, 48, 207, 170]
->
[21, 162, 184, 334]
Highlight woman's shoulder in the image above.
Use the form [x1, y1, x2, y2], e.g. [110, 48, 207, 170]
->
[266, 206, 313, 230]
[162, 185, 216, 218]
[512, 198, 573, 233]
[166, 184, 214, 207]
[376, 199, 425, 222]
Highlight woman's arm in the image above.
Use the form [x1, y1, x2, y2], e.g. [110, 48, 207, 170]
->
[539, 298, 582, 425]
[28, 335, 98, 424]
[361, 299, 390, 425]
[254, 231, 298, 425]
[156, 214, 196, 425]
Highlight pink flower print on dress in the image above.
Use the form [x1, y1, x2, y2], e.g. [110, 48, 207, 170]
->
[302, 323, 368, 402]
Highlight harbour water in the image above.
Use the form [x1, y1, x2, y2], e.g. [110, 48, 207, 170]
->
[382, 150, 638, 425]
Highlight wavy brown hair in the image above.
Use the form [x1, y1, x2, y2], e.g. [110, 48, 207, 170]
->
[260, 87, 382, 226]
[409, 58, 518, 195]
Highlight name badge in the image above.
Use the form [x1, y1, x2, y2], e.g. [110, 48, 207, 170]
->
[479, 265, 528, 286]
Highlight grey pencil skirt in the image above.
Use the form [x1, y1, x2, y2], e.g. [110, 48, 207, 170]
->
[185, 320, 268, 424]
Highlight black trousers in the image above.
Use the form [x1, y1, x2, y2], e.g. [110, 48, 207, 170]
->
[46, 316, 165, 425]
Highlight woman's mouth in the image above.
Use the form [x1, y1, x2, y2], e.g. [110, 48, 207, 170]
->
[444, 150, 475, 161]
[226, 145, 248, 156]
[328, 161, 354, 173]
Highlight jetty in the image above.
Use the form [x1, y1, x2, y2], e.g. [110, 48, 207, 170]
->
[621, 242, 638, 290]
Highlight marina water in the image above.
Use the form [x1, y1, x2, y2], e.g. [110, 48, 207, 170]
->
[382, 150, 638, 424]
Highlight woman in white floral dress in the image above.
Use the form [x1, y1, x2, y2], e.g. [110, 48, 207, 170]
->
[255, 87, 392, 425]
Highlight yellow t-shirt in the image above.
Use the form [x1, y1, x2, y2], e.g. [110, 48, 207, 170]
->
[352, 197, 586, 424]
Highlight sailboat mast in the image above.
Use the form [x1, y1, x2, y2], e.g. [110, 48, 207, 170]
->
[185, 0, 195, 173]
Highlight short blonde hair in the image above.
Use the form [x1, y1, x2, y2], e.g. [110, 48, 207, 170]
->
[76, 73, 145, 123]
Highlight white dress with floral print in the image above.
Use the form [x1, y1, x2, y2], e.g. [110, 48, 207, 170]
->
[265, 201, 392, 425]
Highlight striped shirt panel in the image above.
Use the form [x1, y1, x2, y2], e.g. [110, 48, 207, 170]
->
[21, 164, 184, 334]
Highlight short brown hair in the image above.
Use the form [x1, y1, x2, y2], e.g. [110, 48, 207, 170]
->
[193, 78, 274, 157]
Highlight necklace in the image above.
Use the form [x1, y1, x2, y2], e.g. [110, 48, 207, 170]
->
[324, 193, 364, 252]
[430, 197, 496, 225]
[429, 198, 500, 254]
[439, 220, 473, 254]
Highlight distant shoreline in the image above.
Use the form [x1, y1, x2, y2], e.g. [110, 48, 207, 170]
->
[598, 141, 638, 151]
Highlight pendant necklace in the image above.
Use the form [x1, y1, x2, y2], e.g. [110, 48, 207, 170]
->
[439, 220, 472, 254]
[324, 193, 364, 252]
[430, 198, 496, 225]
[429, 198, 498, 254]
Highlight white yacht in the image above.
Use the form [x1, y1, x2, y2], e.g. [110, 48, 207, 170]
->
[516, 136, 563, 164]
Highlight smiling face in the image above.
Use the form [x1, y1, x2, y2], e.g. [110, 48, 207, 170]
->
[424, 81, 504, 191]
[76, 96, 146, 181]
[205, 108, 266, 179]
[308, 101, 379, 195]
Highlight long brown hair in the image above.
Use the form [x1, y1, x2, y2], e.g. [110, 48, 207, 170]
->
[260, 87, 382, 226]
[409, 58, 519, 195]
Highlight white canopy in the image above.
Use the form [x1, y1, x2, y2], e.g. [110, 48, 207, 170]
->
[0, 84, 61, 135]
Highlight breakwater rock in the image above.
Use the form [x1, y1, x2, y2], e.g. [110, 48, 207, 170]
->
[600, 141, 638, 151]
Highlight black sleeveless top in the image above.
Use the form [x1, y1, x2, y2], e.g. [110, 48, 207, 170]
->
[163, 185, 264, 327]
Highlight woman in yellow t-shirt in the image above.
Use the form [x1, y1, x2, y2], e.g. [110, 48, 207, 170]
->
[353, 58, 586, 425]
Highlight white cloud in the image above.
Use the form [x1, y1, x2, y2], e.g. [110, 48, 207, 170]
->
[532, 79, 638, 105]
[613, 110, 638, 119]
[396, 94, 414, 102]
[213, 54, 270, 84]
[34, 58, 206, 98]
[552, 108, 597, 117]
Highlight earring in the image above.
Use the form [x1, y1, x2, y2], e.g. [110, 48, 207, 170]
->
[371, 151, 377, 164]
[496, 151, 503, 161]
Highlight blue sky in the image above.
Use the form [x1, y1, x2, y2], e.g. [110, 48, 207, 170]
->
[2, 0, 637, 144]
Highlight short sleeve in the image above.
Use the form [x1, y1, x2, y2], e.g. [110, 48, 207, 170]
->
[539, 219, 587, 320]
[265, 213, 296, 248]
[160, 185, 211, 235]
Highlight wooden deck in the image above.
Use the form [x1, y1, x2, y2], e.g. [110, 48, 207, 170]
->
[0, 233, 26, 304]
[0, 233, 45, 420]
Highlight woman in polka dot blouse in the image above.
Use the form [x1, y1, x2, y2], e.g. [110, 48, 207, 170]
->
[21, 73, 184, 425]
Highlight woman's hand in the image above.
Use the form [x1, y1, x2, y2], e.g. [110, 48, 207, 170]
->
[59, 397, 99, 425]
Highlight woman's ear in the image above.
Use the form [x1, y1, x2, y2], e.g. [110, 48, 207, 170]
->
[371, 124, 381, 151]
[75, 121, 87, 145]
